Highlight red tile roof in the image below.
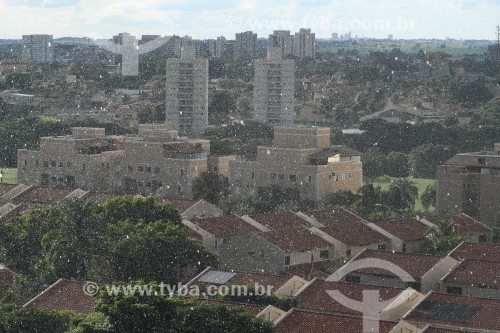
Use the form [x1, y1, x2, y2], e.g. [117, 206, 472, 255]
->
[259, 227, 331, 253]
[377, 219, 431, 241]
[430, 213, 492, 234]
[0, 184, 16, 197]
[423, 328, 474, 333]
[85, 191, 116, 204]
[13, 186, 74, 205]
[449, 242, 500, 262]
[0, 264, 15, 299]
[353, 249, 442, 279]
[307, 209, 389, 246]
[406, 292, 500, 331]
[276, 309, 397, 333]
[191, 215, 259, 239]
[297, 279, 404, 315]
[443, 259, 500, 288]
[248, 211, 312, 230]
[24, 279, 96, 314]
[285, 261, 335, 280]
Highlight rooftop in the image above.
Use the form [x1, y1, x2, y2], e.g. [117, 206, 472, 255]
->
[449, 242, 500, 262]
[406, 292, 500, 331]
[308, 209, 388, 246]
[429, 213, 492, 235]
[0, 184, 17, 197]
[248, 211, 312, 230]
[296, 279, 404, 315]
[259, 227, 331, 253]
[377, 218, 432, 241]
[13, 186, 74, 205]
[191, 215, 260, 239]
[442, 259, 500, 288]
[353, 249, 442, 279]
[192, 269, 292, 290]
[23, 279, 96, 315]
[276, 309, 397, 333]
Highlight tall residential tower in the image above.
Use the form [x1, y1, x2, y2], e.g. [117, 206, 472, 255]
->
[165, 45, 209, 138]
[22, 34, 53, 63]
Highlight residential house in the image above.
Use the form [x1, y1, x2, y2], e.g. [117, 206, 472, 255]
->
[341, 250, 459, 293]
[23, 279, 96, 315]
[427, 213, 493, 243]
[448, 241, 500, 262]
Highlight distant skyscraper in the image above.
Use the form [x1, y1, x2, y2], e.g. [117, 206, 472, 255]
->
[165, 45, 209, 138]
[213, 36, 235, 59]
[268, 30, 294, 58]
[293, 28, 315, 59]
[235, 31, 257, 58]
[253, 38, 295, 126]
[488, 26, 500, 63]
[332, 33, 339, 40]
[22, 34, 53, 63]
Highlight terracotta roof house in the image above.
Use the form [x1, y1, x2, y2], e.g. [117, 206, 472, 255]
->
[340, 249, 459, 293]
[23, 279, 96, 314]
[275, 309, 398, 333]
[440, 259, 500, 299]
[242, 211, 315, 231]
[448, 242, 500, 262]
[218, 227, 335, 275]
[405, 292, 500, 332]
[0, 264, 15, 300]
[183, 215, 260, 251]
[368, 218, 435, 253]
[428, 213, 493, 243]
[305, 208, 390, 258]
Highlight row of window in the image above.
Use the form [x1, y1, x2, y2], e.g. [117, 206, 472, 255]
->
[128, 165, 187, 177]
[329, 172, 353, 181]
[284, 250, 330, 266]
[249, 172, 312, 183]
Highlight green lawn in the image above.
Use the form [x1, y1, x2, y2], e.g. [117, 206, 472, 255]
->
[367, 176, 435, 211]
[0, 168, 17, 184]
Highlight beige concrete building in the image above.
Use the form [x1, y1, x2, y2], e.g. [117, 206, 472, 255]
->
[293, 28, 315, 59]
[436, 143, 500, 227]
[228, 127, 363, 202]
[17, 125, 212, 200]
[17, 127, 124, 192]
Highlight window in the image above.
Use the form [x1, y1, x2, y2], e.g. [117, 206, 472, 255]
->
[138, 166, 144, 172]
[58, 162, 64, 168]
[24, 159, 27, 165]
[250, 172, 255, 179]
[402, 244, 407, 253]
[177, 185, 182, 194]
[67, 161, 73, 168]
[320, 250, 329, 260]
[346, 275, 360, 283]
[346, 249, 352, 257]
[378, 244, 387, 251]
[270, 173, 277, 179]
[289, 174, 297, 182]
[43, 161, 49, 168]
[180, 169, 184, 176]
[145, 166, 151, 173]
[128, 165, 133, 172]
[308, 175, 312, 183]
[51, 161, 56, 167]
[446, 286, 463, 295]
[478, 158, 486, 165]
[284, 256, 290, 266]
[82, 163, 86, 171]
[36, 160, 39, 167]
[479, 235, 487, 243]
[154, 167, 160, 174]
[278, 173, 285, 180]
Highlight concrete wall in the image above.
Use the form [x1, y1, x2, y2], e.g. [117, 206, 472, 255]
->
[440, 282, 500, 300]
[218, 233, 285, 274]
[421, 256, 459, 293]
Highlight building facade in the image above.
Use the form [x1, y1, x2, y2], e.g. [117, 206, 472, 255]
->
[253, 43, 295, 126]
[22, 35, 53, 63]
[165, 45, 209, 138]
[436, 144, 500, 227]
[235, 31, 257, 58]
[293, 28, 315, 59]
[228, 127, 363, 202]
[268, 31, 294, 58]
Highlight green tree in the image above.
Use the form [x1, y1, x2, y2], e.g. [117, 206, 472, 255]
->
[106, 221, 217, 283]
[0, 304, 76, 333]
[385, 152, 409, 178]
[193, 172, 229, 205]
[421, 183, 437, 210]
[424, 220, 465, 255]
[384, 178, 419, 211]
[409, 144, 458, 179]
[208, 91, 236, 125]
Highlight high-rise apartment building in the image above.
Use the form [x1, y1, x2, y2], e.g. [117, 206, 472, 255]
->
[268, 31, 294, 58]
[253, 40, 295, 126]
[293, 28, 315, 59]
[165, 45, 209, 138]
[22, 34, 53, 63]
[235, 31, 257, 58]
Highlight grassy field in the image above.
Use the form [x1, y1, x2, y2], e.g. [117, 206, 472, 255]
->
[0, 168, 17, 184]
[367, 176, 435, 211]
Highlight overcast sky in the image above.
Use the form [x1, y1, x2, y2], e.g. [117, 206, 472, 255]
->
[0, 0, 499, 40]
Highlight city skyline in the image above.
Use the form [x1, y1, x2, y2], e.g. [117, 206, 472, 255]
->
[0, 0, 499, 41]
